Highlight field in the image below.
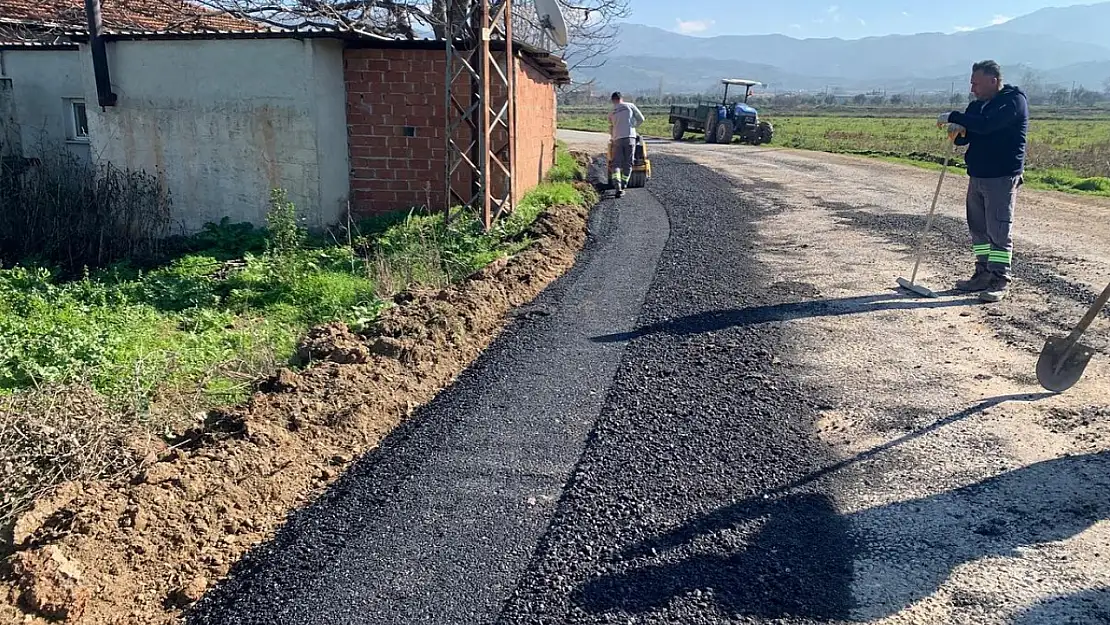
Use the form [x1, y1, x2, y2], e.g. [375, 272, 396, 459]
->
[558, 109, 1110, 197]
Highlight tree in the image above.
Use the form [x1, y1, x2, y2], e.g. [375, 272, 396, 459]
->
[852, 93, 868, 105]
[1018, 67, 1046, 102]
[190, 0, 629, 77]
[1103, 77, 1110, 96]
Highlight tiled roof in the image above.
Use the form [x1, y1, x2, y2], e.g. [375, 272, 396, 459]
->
[0, 0, 260, 33]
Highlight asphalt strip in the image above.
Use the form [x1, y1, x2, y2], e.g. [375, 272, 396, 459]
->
[186, 182, 670, 623]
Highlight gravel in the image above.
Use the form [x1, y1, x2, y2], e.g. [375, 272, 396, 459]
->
[495, 154, 851, 624]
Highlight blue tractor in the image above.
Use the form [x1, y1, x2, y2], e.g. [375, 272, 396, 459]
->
[668, 79, 774, 145]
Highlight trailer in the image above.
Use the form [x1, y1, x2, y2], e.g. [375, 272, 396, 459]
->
[668, 79, 774, 145]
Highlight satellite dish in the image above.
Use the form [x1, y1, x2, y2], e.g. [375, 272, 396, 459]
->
[533, 0, 568, 48]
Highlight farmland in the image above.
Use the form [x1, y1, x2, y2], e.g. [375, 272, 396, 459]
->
[558, 107, 1110, 197]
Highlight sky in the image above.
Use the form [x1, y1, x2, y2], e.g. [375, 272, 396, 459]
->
[626, 0, 1096, 39]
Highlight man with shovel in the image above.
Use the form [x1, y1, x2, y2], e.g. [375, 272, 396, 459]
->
[938, 60, 1029, 303]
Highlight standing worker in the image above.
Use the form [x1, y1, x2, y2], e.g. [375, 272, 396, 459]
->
[937, 60, 1029, 303]
[608, 91, 645, 198]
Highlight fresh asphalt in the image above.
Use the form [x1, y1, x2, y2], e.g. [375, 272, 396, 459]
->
[188, 154, 851, 624]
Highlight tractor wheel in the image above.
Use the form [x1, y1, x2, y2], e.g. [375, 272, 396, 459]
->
[759, 122, 774, 144]
[628, 170, 647, 188]
[715, 119, 735, 144]
[704, 112, 718, 143]
[671, 119, 687, 141]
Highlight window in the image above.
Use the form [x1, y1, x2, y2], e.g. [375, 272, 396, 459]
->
[65, 98, 88, 141]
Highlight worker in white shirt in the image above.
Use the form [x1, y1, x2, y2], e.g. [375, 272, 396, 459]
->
[608, 91, 645, 198]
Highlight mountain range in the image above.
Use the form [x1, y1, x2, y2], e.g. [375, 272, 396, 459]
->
[574, 1, 1110, 94]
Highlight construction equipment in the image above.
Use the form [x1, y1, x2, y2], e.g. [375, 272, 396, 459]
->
[897, 124, 965, 298]
[1036, 279, 1110, 392]
[606, 135, 651, 189]
[668, 79, 774, 145]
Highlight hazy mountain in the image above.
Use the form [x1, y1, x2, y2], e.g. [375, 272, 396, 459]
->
[576, 2, 1110, 93]
[1041, 61, 1110, 89]
[586, 56, 975, 94]
[983, 1, 1110, 48]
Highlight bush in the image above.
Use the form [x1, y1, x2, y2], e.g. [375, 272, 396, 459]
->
[0, 149, 172, 273]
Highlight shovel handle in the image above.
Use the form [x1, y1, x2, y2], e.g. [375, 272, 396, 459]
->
[1065, 279, 1110, 345]
[908, 156, 949, 283]
[908, 136, 958, 284]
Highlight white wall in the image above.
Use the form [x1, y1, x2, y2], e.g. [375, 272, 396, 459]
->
[0, 48, 91, 161]
[81, 38, 350, 233]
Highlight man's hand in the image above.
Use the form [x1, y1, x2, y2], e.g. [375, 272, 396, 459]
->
[936, 112, 955, 126]
[946, 123, 966, 135]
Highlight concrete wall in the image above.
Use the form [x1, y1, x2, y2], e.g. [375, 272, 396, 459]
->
[345, 47, 558, 217]
[81, 38, 349, 233]
[0, 48, 91, 161]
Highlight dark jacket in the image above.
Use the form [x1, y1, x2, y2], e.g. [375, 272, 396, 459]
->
[948, 84, 1028, 179]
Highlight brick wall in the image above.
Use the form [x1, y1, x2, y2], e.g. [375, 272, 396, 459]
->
[344, 48, 557, 217]
[508, 59, 557, 201]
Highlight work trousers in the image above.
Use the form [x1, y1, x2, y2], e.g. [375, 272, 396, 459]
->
[610, 137, 636, 189]
[967, 174, 1021, 282]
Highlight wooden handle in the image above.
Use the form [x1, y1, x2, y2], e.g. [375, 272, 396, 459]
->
[1066, 279, 1110, 344]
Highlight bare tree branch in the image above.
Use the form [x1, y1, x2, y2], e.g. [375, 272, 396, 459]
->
[186, 0, 626, 79]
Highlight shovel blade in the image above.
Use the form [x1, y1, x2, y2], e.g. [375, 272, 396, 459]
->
[1036, 336, 1096, 393]
[896, 277, 938, 298]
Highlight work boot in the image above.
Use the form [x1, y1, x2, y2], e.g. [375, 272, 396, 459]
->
[955, 270, 992, 292]
[979, 277, 1010, 303]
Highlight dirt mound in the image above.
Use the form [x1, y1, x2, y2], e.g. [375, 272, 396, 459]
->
[0, 201, 592, 625]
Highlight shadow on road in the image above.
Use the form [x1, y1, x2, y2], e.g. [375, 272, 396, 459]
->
[763, 392, 1054, 499]
[573, 393, 1099, 623]
[591, 291, 980, 343]
[1010, 587, 1110, 624]
[577, 491, 855, 620]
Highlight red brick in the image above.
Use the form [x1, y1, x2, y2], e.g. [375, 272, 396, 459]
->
[348, 124, 374, 137]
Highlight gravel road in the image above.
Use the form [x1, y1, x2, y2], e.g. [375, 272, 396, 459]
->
[190, 131, 1110, 624]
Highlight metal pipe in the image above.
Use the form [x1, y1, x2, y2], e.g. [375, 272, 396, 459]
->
[504, 0, 515, 214]
[84, 0, 117, 107]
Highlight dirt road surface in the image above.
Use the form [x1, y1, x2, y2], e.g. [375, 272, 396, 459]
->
[189, 130, 1110, 624]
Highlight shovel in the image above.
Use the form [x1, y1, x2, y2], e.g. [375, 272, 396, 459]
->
[1036, 279, 1110, 393]
[896, 126, 964, 298]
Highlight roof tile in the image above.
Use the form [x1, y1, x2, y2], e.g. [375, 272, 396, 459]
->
[0, 0, 260, 33]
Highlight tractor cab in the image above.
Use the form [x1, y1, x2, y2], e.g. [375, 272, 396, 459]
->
[720, 78, 758, 105]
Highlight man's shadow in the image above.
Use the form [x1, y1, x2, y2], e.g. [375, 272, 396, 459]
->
[591, 291, 979, 343]
[1011, 588, 1110, 624]
[574, 435, 1108, 622]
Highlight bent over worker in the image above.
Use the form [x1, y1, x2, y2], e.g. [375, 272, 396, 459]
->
[608, 91, 644, 198]
[938, 59, 1029, 303]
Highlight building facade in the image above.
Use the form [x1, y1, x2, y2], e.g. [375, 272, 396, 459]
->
[0, 1, 568, 234]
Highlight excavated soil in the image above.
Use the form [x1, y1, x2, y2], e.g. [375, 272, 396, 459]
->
[0, 198, 592, 625]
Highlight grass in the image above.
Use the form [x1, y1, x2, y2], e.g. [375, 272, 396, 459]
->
[0, 144, 591, 533]
[558, 111, 1110, 198]
[0, 144, 590, 415]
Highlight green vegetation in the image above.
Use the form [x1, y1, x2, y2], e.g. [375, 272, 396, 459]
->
[0, 145, 589, 415]
[558, 110, 1110, 197]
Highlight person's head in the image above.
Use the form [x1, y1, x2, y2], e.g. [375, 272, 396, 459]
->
[611, 91, 623, 104]
[970, 60, 1003, 100]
